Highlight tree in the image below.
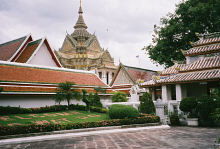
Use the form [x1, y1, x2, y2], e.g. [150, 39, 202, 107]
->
[55, 82, 80, 108]
[144, 0, 220, 67]
[92, 93, 103, 107]
[82, 89, 90, 111]
[139, 92, 155, 114]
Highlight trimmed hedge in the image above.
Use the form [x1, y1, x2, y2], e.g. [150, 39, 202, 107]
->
[111, 92, 128, 102]
[0, 104, 108, 115]
[0, 115, 160, 136]
[109, 104, 139, 119]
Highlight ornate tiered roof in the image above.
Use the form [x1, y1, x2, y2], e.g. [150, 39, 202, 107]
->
[141, 32, 220, 87]
[160, 64, 185, 76]
[180, 56, 220, 72]
[56, 1, 116, 72]
[184, 32, 220, 56]
[157, 69, 219, 84]
[72, 1, 90, 38]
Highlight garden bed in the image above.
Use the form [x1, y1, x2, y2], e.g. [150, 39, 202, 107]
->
[0, 105, 160, 136]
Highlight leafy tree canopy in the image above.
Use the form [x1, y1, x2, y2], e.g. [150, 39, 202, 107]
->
[54, 82, 80, 107]
[144, 0, 220, 67]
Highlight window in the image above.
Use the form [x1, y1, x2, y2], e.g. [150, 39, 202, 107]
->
[112, 72, 115, 78]
[99, 72, 102, 79]
[106, 72, 109, 84]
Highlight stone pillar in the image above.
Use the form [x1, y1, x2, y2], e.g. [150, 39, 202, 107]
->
[162, 85, 171, 102]
[176, 84, 187, 102]
[109, 71, 112, 84]
[155, 99, 166, 124]
[176, 84, 187, 114]
[102, 70, 107, 84]
[151, 88, 156, 101]
[145, 87, 150, 93]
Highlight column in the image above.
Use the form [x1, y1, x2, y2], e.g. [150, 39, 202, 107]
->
[109, 72, 112, 84]
[151, 88, 156, 101]
[102, 70, 107, 84]
[162, 85, 171, 102]
[176, 84, 187, 101]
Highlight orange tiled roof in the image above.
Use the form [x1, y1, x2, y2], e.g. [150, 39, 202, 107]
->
[157, 69, 220, 84]
[124, 65, 156, 82]
[16, 39, 41, 63]
[160, 64, 185, 76]
[184, 33, 220, 56]
[193, 36, 220, 47]
[0, 36, 27, 61]
[184, 43, 220, 56]
[0, 62, 107, 87]
[180, 56, 220, 72]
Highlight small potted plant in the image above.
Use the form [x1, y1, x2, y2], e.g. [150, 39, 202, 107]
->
[180, 97, 198, 126]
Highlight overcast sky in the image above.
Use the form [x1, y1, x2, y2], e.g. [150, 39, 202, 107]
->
[0, 0, 182, 71]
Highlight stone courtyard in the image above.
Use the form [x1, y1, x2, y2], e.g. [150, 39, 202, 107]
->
[1, 127, 219, 149]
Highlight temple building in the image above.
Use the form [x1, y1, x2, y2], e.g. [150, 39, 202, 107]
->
[110, 63, 157, 94]
[55, 2, 117, 85]
[141, 32, 220, 114]
[0, 34, 61, 68]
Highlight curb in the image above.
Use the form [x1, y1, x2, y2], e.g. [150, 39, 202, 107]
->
[0, 124, 170, 145]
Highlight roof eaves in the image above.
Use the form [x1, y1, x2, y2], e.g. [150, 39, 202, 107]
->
[0, 60, 94, 74]
[8, 34, 33, 62]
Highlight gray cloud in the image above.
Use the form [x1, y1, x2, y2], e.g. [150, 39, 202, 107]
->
[0, 0, 181, 70]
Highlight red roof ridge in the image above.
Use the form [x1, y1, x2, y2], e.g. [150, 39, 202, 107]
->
[0, 60, 94, 74]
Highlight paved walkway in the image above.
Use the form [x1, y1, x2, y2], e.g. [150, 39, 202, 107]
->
[0, 127, 219, 149]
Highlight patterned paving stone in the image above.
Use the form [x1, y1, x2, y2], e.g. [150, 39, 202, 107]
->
[0, 127, 219, 149]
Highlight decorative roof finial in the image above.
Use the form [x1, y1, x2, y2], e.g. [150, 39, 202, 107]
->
[74, 0, 87, 29]
[78, 0, 83, 14]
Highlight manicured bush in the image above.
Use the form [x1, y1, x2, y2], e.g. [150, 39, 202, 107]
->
[111, 92, 128, 102]
[109, 104, 139, 119]
[0, 104, 108, 116]
[169, 112, 180, 126]
[179, 97, 197, 118]
[211, 108, 220, 126]
[197, 95, 218, 126]
[0, 114, 160, 136]
[139, 92, 155, 114]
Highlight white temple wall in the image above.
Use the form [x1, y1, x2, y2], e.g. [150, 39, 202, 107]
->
[0, 94, 112, 108]
[28, 43, 58, 67]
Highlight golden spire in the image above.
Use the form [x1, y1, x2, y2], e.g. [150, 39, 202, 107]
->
[74, 0, 87, 29]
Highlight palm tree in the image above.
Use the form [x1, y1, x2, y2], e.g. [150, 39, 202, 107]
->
[55, 82, 80, 108]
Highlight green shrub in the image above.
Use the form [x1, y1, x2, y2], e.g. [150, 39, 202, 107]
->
[139, 92, 155, 114]
[0, 104, 108, 115]
[90, 93, 103, 107]
[169, 112, 180, 126]
[109, 104, 139, 119]
[111, 92, 128, 102]
[211, 108, 220, 126]
[0, 115, 160, 136]
[179, 97, 197, 118]
[197, 95, 218, 126]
